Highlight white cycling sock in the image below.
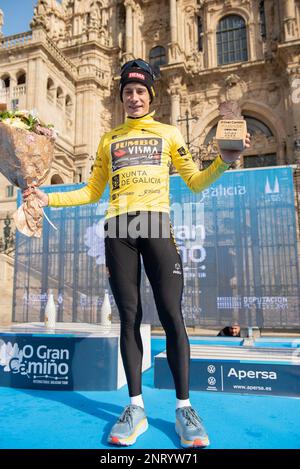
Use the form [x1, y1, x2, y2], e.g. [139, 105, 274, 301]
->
[130, 394, 144, 408]
[176, 398, 191, 409]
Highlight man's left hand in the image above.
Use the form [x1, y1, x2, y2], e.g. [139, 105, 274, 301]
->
[220, 132, 251, 163]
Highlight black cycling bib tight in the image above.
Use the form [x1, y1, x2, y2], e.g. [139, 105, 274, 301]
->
[105, 212, 190, 399]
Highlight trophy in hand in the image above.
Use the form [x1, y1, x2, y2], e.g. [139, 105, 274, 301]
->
[216, 101, 247, 151]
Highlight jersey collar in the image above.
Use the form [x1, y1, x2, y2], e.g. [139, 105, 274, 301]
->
[125, 111, 156, 129]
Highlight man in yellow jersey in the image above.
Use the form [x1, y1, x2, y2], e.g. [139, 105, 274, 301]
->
[23, 59, 250, 448]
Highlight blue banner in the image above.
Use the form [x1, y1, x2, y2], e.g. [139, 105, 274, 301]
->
[13, 166, 300, 328]
[0, 332, 119, 390]
[155, 355, 300, 397]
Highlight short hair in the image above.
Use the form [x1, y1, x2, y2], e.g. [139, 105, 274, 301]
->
[230, 321, 240, 327]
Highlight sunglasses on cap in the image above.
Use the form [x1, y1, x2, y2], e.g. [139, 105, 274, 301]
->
[121, 59, 156, 80]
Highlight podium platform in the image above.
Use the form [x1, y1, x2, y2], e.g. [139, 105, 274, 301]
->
[0, 322, 151, 391]
[154, 338, 300, 397]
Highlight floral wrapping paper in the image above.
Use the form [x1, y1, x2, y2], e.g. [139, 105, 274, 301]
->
[0, 123, 54, 237]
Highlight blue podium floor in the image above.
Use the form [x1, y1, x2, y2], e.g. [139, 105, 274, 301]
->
[1, 338, 300, 449]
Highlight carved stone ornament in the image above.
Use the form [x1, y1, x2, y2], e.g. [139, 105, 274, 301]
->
[218, 101, 243, 120]
[225, 74, 240, 87]
[224, 74, 247, 102]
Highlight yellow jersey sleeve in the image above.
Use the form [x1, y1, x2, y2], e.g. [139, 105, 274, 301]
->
[170, 127, 229, 192]
[48, 135, 109, 207]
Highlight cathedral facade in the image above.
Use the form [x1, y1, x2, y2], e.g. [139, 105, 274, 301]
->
[0, 0, 300, 223]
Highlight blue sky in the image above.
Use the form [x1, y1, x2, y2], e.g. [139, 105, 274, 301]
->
[1, 1, 38, 36]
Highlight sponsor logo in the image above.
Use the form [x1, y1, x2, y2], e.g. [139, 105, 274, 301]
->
[139, 189, 161, 196]
[206, 369, 218, 390]
[114, 139, 160, 149]
[111, 138, 163, 172]
[177, 146, 188, 157]
[0, 341, 70, 384]
[112, 174, 120, 190]
[227, 368, 278, 380]
[173, 262, 182, 275]
[128, 72, 145, 80]
[265, 177, 279, 194]
[208, 376, 216, 386]
[118, 170, 161, 186]
[198, 184, 246, 202]
[114, 149, 127, 158]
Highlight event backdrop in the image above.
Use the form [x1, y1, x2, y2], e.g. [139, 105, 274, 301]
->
[13, 165, 300, 328]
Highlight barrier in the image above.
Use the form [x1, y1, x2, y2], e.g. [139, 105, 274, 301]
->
[0, 322, 151, 390]
[154, 338, 300, 397]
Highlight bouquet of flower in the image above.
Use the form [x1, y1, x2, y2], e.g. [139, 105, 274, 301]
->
[0, 109, 57, 237]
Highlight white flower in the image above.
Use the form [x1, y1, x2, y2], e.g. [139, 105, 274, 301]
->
[29, 108, 39, 119]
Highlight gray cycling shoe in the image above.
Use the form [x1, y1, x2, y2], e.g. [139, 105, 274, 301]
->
[175, 406, 210, 448]
[108, 405, 148, 446]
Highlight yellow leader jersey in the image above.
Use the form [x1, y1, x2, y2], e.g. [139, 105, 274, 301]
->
[48, 112, 229, 219]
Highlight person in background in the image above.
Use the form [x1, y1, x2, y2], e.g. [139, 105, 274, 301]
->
[217, 321, 247, 337]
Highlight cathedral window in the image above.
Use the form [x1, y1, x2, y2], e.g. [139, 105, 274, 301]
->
[259, 0, 266, 40]
[51, 174, 64, 185]
[47, 77, 55, 102]
[197, 16, 203, 52]
[149, 46, 167, 77]
[1, 74, 10, 88]
[16, 72, 26, 85]
[6, 185, 14, 198]
[217, 15, 248, 65]
[75, 167, 84, 183]
[65, 95, 73, 115]
[56, 87, 64, 109]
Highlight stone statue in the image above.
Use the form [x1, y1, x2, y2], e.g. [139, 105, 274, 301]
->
[36, 0, 49, 16]
[90, 3, 100, 29]
[219, 101, 243, 120]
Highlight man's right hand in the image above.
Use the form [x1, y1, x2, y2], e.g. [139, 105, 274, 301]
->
[22, 185, 49, 207]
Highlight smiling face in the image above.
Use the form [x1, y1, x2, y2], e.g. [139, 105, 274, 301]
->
[122, 82, 150, 117]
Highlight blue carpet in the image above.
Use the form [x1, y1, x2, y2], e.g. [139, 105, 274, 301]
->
[0, 338, 300, 449]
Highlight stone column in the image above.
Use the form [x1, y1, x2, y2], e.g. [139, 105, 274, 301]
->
[167, 76, 182, 125]
[9, 76, 16, 107]
[125, 0, 133, 56]
[75, 84, 101, 174]
[168, 0, 182, 63]
[288, 68, 300, 163]
[206, 29, 214, 68]
[248, 21, 256, 61]
[26, 59, 37, 110]
[284, 0, 296, 18]
[283, 0, 296, 41]
[170, 92, 180, 126]
[170, 0, 177, 43]
[34, 58, 44, 110]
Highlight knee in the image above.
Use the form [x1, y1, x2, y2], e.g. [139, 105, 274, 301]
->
[120, 315, 142, 331]
[162, 314, 186, 338]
